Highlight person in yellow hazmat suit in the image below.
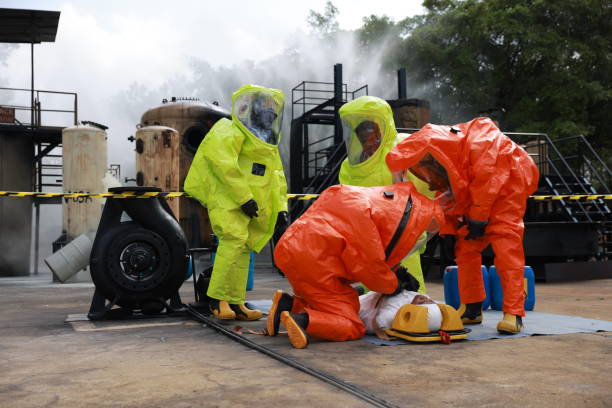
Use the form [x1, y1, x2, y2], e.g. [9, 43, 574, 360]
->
[184, 84, 289, 320]
[338, 96, 433, 293]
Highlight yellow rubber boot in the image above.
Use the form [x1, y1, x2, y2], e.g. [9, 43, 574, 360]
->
[267, 290, 294, 336]
[497, 313, 523, 334]
[210, 299, 236, 320]
[281, 311, 309, 349]
[230, 303, 263, 321]
[457, 302, 483, 325]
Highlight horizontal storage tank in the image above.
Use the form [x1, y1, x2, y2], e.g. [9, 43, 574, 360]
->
[136, 98, 230, 246]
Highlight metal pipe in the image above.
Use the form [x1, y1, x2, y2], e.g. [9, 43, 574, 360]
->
[31, 42, 34, 128]
[333, 63, 343, 145]
[397, 68, 407, 99]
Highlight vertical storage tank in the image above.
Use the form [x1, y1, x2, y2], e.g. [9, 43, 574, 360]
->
[62, 122, 108, 240]
[134, 126, 180, 214]
[136, 98, 230, 246]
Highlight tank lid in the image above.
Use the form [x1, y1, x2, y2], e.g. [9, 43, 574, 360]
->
[81, 120, 108, 130]
[158, 96, 231, 117]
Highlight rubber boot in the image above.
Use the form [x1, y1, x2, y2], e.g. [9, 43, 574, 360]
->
[280, 311, 309, 349]
[229, 303, 263, 321]
[267, 290, 294, 336]
[210, 299, 236, 320]
[497, 313, 523, 334]
[457, 302, 483, 325]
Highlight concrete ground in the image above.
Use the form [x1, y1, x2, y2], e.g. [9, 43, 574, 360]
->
[1, 257, 612, 408]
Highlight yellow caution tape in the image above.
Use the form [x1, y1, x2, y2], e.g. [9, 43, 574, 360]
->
[0, 191, 324, 200]
[0, 191, 611, 201]
[530, 194, 612, 201]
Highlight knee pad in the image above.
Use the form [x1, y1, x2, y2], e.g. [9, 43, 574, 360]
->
[385, 304, 470, 343]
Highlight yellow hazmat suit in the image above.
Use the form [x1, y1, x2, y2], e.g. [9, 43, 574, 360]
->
[185, 85, 288, 304]
[338, 96, 432, 293]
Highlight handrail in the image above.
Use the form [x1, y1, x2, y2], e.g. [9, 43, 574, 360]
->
[0, 86, 78, 127]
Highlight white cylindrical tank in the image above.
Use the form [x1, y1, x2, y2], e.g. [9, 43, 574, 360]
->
[62, 122, 108, 241]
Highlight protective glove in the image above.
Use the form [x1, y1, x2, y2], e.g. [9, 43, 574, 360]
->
[273, 211, 289, 242]
[392, 266, 421, 295]
[465, 219, 488, 240]
[241, 199, 259, 218]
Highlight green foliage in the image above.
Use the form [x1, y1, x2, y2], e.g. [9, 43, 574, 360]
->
[382, 0, 612, 153]
[307, 1, 340, 37]
[358, 15, 396, 47]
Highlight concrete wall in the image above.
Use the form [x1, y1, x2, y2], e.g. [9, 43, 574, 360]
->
[0, 132, 34, 276]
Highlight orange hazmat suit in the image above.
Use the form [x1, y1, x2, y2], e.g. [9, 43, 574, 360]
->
[274, 183, 443, 341]
[386, 117, 539, 316]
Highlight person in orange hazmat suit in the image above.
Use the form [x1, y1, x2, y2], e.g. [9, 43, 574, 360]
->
[267, 182, 443, 349]
[385, 117, 539, 334]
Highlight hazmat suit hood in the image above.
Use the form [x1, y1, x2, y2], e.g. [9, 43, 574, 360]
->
[385, 122, 467, 200]
[386, 117, 539, 221]
[232, 84, 284, 145]
[338, 96, 398, 186]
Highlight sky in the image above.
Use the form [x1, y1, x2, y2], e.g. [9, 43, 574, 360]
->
[1, 0, 425, 171]
[0, 0, 425, 265]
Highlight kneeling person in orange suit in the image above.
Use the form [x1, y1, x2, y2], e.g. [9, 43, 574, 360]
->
[267, 183, 443, 349]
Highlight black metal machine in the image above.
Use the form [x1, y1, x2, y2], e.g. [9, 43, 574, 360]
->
[88, 186, 190, 320]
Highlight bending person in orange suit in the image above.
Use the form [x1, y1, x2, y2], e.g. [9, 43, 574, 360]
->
[386, 117, 539, 334]
[267, 183, 443, 349]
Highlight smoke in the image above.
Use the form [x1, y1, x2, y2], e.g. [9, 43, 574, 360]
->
[0, 3, 418, 276]
[112, 27, 406, 177]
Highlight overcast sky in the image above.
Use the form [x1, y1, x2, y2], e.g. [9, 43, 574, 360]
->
[0, 0, 424, 172]
[1, 1, 426, 266]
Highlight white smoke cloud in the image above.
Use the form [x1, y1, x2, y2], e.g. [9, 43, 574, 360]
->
[0, 1, 423, 274]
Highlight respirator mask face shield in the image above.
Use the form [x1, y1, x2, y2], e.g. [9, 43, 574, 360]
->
[342, 115, 385, 165]
[234, 91, 283, 145]
[409, 153, 450, 192]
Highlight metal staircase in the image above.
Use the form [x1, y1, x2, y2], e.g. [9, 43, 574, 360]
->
[289, 64, 367, 218]
[504, 132, 612, 279]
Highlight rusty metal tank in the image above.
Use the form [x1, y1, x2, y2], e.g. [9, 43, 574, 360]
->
[387, 99, 430, 130]
[135, 97, 231, 247]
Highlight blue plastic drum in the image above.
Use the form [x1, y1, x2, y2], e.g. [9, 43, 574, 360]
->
[443, 265, 490, 310]
[489, 265, 536, 311]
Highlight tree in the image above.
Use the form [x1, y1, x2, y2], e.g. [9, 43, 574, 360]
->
[307, 1, 340, 37]
[386, 0, 612, 154]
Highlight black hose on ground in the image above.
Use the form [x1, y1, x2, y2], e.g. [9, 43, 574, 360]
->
[185, 305, 400, 408]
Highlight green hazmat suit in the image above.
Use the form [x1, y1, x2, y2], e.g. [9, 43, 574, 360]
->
[338, 96, 433, 293]
[184, 85, 288, 304]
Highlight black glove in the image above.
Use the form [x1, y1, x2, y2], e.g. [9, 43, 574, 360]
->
[240, 199, 259, 218]
[393, 266, 420, 295]
[465, 219, 488, 240]
[273, 211, 289, 241]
